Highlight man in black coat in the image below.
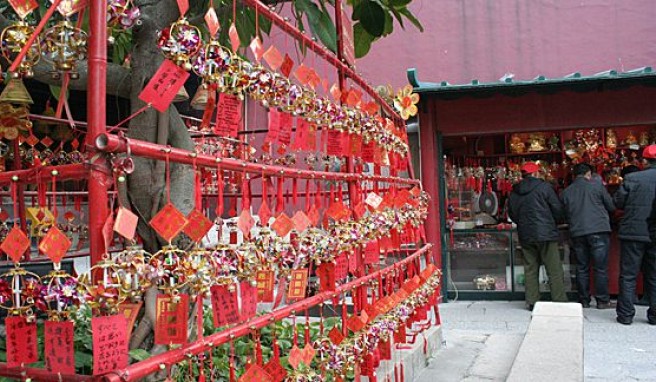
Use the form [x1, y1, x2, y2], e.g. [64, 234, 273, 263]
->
[509, 162, 568, 310]
[614, 145, 656, 325]
[562, 163, 615, 309]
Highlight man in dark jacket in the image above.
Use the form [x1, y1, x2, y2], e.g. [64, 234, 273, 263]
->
[562, 163, 615, 309]
[509, 162, 568, 310]
[614, 145, 656, 325]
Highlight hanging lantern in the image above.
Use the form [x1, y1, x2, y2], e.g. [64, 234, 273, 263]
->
[210, 243, 239, 290]
[192, 39, 232, 84]
[41, 20, 88, 79]
[77, 255, 125, 315]
[0, 265, 41, 320]
[113, 245, 153, 302]
[149, 245, 190, 297]
[0, 20, 41, 78]
[184, 247, 217, 298]
[157, 18, 202, 71]
[39, 264, 81, 321]
[0, 77, 33, 105]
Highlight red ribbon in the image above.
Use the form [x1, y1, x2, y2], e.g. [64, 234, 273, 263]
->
[241, 174, 250, 211]
[305, 179, 311, 212]
[276, 176, 284, 215]
[292, 178, 298, 206]
[216, 165, 224, 217]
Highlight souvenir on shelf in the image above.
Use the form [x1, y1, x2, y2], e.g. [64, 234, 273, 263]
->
[640, 131, 650, 147]
[624, 130, 638, 145]
[509, 134, 525, 153]
[548, 134, 560, 151]
[528, 133, 546, 152]
[606, 128, 617, 150]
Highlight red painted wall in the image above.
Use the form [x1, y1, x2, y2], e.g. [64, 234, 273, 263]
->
[357, 0, 656, 88]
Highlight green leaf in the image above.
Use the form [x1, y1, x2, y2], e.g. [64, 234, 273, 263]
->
[305, 1, 337, 52]
[399, 7, 424, 32]
[354, 0, 386, 37]
[383, 11, 394, 36]
[74, 350, 94, 369]
[389, 6, 405, 29]
[129, 349, 152, 362]
[353, 22, 375, 58]
[235, 9, 255, 47]
[388, 0, 412, 6]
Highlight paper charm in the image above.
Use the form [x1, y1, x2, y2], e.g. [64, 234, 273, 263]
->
[5, 316, 38, 367]
[113, 206, 138, 241]
[239, 364, 273, 382]
[288, 345, 303, 369]
[237, 209, 255, 239]
[263, 45, 283, 70]
[210, 285, 239, 327]
[229, 23, 241, 52]
[176, 0, 189, 16]
[256, 270, 275, 303]
[287, 269, 308, 300]
[271, 212, 293, 237]
[346, 311, 368, 332]
[280, 54, 294, 77]
[328, 326, 344, 345]
[301, 343, 315, 365]
[183, 209, 213, 242]
[291, 211, 311, 233]
[204, 7, 220, 37]
[39, 225, 72, 263]
[44, 320, 75, 375]
[258, 200, 272, 227]
[92, 314, 129, 375]
[138, 60, 190, 112]
[154, 294, 189, 345]
[1, 226, 30, 263]
[8, 0, 38, 19]
[250, 37, 264, 62]
[263, 357, 287, 382]
[149, 203, 189, 243]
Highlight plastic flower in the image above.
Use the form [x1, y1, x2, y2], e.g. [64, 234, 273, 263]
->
[394, 85, 420, 120]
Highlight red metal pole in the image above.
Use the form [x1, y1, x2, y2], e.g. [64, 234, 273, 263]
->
[86, 0, 109, 266]
[7, 0, 64, 73]
[96, 134, 420, 186]
[12, 138, 27, 237]
[0, 364, 93, 382]
[0, 164, 88, 187]
[103, 244, 432, 382]
[241, 0, 401, 121]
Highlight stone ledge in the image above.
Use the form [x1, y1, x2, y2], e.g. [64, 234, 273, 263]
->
[507, 302, 583, 382]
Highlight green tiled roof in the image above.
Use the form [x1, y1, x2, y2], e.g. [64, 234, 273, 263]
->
[407, 67, 656, 96]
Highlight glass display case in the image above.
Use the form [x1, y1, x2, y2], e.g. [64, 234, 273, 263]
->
[445, 228, 578, 299]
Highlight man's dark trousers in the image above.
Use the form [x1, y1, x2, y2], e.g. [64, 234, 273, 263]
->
[571, 233, 610, 305]
[617, 240, 656, 323]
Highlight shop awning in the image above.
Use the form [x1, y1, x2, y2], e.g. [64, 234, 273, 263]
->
[407, 67, 656, 98]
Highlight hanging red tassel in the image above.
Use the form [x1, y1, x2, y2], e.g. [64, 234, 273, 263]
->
[394, 364, 399, 382]
[305, 179, 311, 212]
[196, 295, 204, 339]
[242, 175, 251, 211]
[304, 309, 311, 345]
[292, 178, 298, 206]
[216, 166, 224, 217]
[255, 332, 263, 365]
[74, 195, 81, 212]
[276, 176, 284, 215]
[400, 363, 405, 382]
[195, 166, 202, 211]
[229, 342, 236, 382]
[315, 180, 322, 210]
[329, 183, 335, 204]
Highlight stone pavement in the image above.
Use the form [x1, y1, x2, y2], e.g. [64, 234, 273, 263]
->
[414, 301, 656, 382]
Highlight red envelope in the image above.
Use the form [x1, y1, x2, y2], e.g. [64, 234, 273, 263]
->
[45, 320, 75, 375]
[113, 206, 138, 241]
[155, 294, 189, 345]
[138, 60, 190, 112]
[280, 54, 294, 77]
[92, 315, 129, 375]
[5, 316, 38, 367]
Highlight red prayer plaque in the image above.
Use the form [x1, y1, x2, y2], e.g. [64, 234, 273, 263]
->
[149, 203, 188, 243]
[263, 45, 283, 70]
[113, 206, 138, 241]
[326, 130, 343, 156]
[362, 141, 374, 163]
[92, 314, 129, 375]
[176, 0, 188, 15]
[45, 320, 75, 375]
[317, 262, 335, 291]
[266, 110, 281, 143]
[349, 134, 362, 156]
[276, 113, 293, 146]
[138, 60, 190, 112]
[240, 281, 257, 321]
[55, 0, 87, 17]
[8, 0, 38, 19]
[1, 226, 30, 263]
[271, 212, 294, 237]
[103, 214, 115, 251]
[25, 134, 39, 146]
[288, 345, 303, 370]
[280, 54, 294, 78]
[155, 294, 189, 345]
[365, 192, 383, 210]
[364, 241, 380, 265]
[210, 285, 239, 327]
[5, 316, 38, 367]
[364, 304, 378, 323]
[250, 37, 264, 62]
[240, 364, 273, 382]
[291, 211, 311, 233]
[330, 83, 341, 100]
[352, 202, 367, 220]
[39, 225, 72, 263]
[335, 253, 348, 280]
[229, 23, 241, 51]
[326, 200, 350, 222]
[256, 270, 275, 303]
[294, 64, 311, 85]
[214, 93, 242, 138]
[204, 7, 220, 36]
[346, 311, 367, 333]
[328, 326, 344, 345]
[237, 209, 255, 238]
[287, 269, 308, 300]
[292, 118, 310, 151]
[263, 357, 287, 382]
[306, 69, 321, 90]
[183, 209, 213, 242]
[307, 205, 320, 227]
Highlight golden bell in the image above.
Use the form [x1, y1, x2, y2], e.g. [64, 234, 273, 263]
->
[190, 85, 212, 110]
[0, 78, 33, 105]
[173, 85, 189, 102]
